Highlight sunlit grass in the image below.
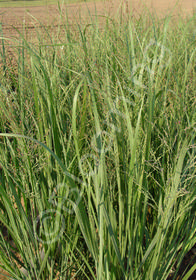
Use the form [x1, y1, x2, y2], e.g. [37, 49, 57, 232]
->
[0, 5, 196, 280]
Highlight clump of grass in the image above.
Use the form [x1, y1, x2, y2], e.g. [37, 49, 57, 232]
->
[0, 5, 196, 280]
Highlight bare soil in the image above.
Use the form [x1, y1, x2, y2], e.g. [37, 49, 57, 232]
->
[0, 0, 195, 41]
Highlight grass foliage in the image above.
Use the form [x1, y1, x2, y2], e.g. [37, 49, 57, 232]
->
[0, 6, 196, 280]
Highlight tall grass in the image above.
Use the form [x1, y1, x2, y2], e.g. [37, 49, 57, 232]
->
[0, 6, 196, 280]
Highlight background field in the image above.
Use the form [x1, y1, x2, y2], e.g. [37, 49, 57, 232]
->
[1, 0, 195, 45]
[0, 0, 102, 8]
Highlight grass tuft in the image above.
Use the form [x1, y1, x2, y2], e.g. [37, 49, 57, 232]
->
[0, 5, 196, 280]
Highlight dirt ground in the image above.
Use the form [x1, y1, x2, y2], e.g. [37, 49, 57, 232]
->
[0, 0, 196, 279]
[0, 0, 196, 41]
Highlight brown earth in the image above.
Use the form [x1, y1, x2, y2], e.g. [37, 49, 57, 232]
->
[0, 0, 196, 279]
[0, 0, 196, 42]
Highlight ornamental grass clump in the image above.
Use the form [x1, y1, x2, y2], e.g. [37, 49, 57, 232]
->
[0, 5, 195, 280]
